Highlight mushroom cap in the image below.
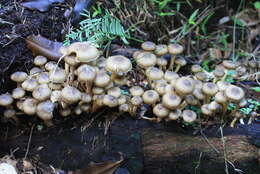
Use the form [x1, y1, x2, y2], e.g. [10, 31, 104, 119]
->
[215, 91, 227, 104]
[80, 104, 91, 112]
[50, 90, 62, 103]
[0, 93, 13, 106]
[32, 84, 52, 101]
[165, 84, 175, 94]
[49, 68, 67, 83]
[130, 86, 144, 96]
[201, 104, 212, 116]
[131, 96, 143, 106]
[77, 65, 96, 82]
[64, 55, 78, 66]
[193, 88, 205, 100]
[10, 71, 28, 83]
[119, 104, 129, 112]
[21, 78, 38, 92]
[61, 86, 82, 104]
[154, 44, 168, 56]
[133, 50, 143, 60]
[223, 60, 237, 69]
[168, 43, 184, 55]
[81, 93, 92, 103]
[92, 87, 104, 95]
[182, 109, 197, 123]
[175, 57, 187, 66]
[45, 61, 57, 71]
[16, 100, 24, 111]
[67, 42, 100, 63]
[185, 95, 198, 105]
[34, 55, 47, 66]
[136, 52, 157, 68]
[23, 98, 38, 115]
[37, 72, 50, 84]
[208, 101, 221, 111]
[195, 72, 208, 81]
[168, 109, 182, 120]
[213, 68, 225, 78]
[145, 67, 164, 81]
[142, 90, 159, 105]
[49, 83, 62, 90]
[175, 77, 194, 96]
[202, 83, 218, 96]
[153, 103, 169, 118]
[0, 163, 17, 174]
[103, 95, 118, 107]
[107, 87, 121, 98]
[155, 81, 167, 95]
[12, 87, 25, 99]
[141, 41, 156, 51]
[164, 71, 179, 82]
[74, 106, 82, 115]
[156, 57, 168, 67]
[193, 80, 203, 89]
[60, 108, 72, 117]
[216, 81, 229, 91]
[94, 71, 111, 87]
[191, 65, 202, 73]
[30, 67, 42, 75]
[36, 100, 55, 121]
[224, 85, 245, 103]
[162, 93, 181, 109]
[105, 55, 132, 74]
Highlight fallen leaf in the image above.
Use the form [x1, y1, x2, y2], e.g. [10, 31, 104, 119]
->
[26, 34, 63, 61]
[70, 153, 124, 174]
[21, 0, 64, 12]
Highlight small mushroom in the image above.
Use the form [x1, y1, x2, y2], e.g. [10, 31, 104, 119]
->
[94, 71, 111, 88]
[22, 78, 38, 92]
[60, 108, 72, 117]
[105, 55, 132, 81]
[202, 83, 218, 104]
[162, 93, 181, 110]
[130, 86, 144, 96]
[61, 86, 82, 104]
[145, 67, 164, 87]
[10, 71, 28, 85]
[174, 57, 187, 72]
[156, 57, 168, 70]
[91, 94, 105, 112]
[201, 104, 213, 117]
[0, 93, 13, 108]
[12, 87, 25, 99]
[193, 88, 205, 101]
[36, 100, 55, 127]
[175, 77, 194, 96]
[103, 95, 118, 107]
[49, 68, 67, 84]
[216, 81, 229, 91]
[215, 91, 228, 115]
[45, 61, 57, 71]
[168, 109, 182, 121]
[182, 109, 197, 123]
[155, 80, 167, 96]
[213, 68, 225, 83]
[191, 65, 203, 73]
[3, 109, 19, 124]
[119, 104, 130, 113]
[152, 103, 169, 122]
[168, 43, 184, 70]
[107, 87, 121, 98]
[37, 72, 50, 84]
[136, 52, 157, 69]
[64, 55, 79, 83]
[77, 64, 96, 94]
[92, 87, 105, 95]
[142, 90, 159, 105]
[230, 112, 244, 127]
[130, 96, 143, 116]
[141, 41, 156, 51]
[164, 71, 179, 82]
[154, 44, 168, 56]
[23, 98, 38, 115]
[30, 67, 42, 75]
[32, 84, 52, 101]
[34, 55, 47, 68]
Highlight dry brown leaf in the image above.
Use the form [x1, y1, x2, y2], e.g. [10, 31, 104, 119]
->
[70, 153, 124, 174]
[26, 34, 63, 61]
[21, 0, 64, 12]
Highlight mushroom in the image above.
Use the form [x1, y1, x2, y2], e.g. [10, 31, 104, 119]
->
[30, 67, 42, 75]
[179, 95, 199, 110]
[119, 104, 130, 113]
[168, 43, 184, 70]
[91, 94, 105, 112]
[49, 67, 67, 84]
[174, 77, 194, 96]
[230, 111, 244, 127]
[60, 108, 72, 117]
[74, 105, 83, 115]
[162, 93, 182, 110]
[80, 93, 92, 104]
[208, 101, 222, 114]
[94, 71, 111, 88]
[182, 109, 197, 123]
[130, 86, 144, 96]
[152, 104, 169, 122]
[164, 71, 179, 82]
[168, 109, 182, 121]
[103, 95, 118, 107]
[213, 68, 225, 83]
[36, 100, 55, 127]
[136, 52, 157, 69]
[77, 64, 96, 94]
[174, 57, 187, 72]
[105, 55, 132, 81]
[50, 90, 62, 103]
[194, 72, 208, 82]
[154, 80, 167, 96]
[201, 104, 213, 117]
[10, 71, 28, 85]
[66, 42, 100, 63]
[64, 55, 79, 83]
[142, 90, 159, 105]
[107, 87, 121, 98]
[145, 67, 164, 87]
[23, 98, 38, 115]
[45, 61, 57, 71]
[141, 41, 156, 51]
[202, 83, 218, 104]
[193, 88, 205, 101]
[22, 78, 38, 92]
[92, 87, 105, 95]
[215, 91, 228, 115]
[80, 103, 91, 113]
[4, 109, 19, 124]
[114, 76, 128, 86]
[0, 93, 13, 108]
[118, 95, 128, 105]
[222, 60, 238, 81]
[130, 96, 143, 116]
[156, 57, 168, 70]
[49, 83, 63, 90]
[224, 85, 245, 115]
[32, 84, 52, 101]
[34, 55, 47, 69]
[193, 79, 203, 89]
[191, 65, 203, 73]
[37, 72, 50, 84]
[61, 86, 82, 104]
[12, 87, 25, 99]
[216, 81, 229, 91]
[154, 44, 168, 56]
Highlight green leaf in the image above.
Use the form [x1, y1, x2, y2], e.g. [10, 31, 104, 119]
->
[200, 12, 214, 35]
[188, 9, 199, 25]
[251, 87, 260, 92]
[254, 1, 260, 9]
[232, 17, 245, 27]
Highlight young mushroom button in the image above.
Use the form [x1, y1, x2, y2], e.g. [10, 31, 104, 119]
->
[153, 104, 170, 122]
[182, 109, 197, 123]
[168, 43, 184, 70]
[105, 55, 132, 80]
[0, 93, 13, 107]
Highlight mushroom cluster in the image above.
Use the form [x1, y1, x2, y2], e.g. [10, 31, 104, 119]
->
[0, 41, 249, 127]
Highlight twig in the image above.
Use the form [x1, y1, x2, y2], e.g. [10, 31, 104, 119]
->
[24, 125, 34, 159]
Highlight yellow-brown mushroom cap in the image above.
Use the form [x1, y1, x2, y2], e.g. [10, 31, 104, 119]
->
[168, 43, 184, 55]
[141, 41, 156, 51]
[182, 109, 197, 123]
[105, 55, 132, 74]
[224, 85, 245, 103]
[162, 93, 182, 109]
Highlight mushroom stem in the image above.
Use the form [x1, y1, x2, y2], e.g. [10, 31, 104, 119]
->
[230, 104, 239, 116]
[141, 116, 157, 121]
[65, 63, 69, 74]
[168, 55, 176, 70]
[85, 81, 93, 94]
[68, 66, 75, 85]
[179, 101, 187, 110]
[174, 65, 181, 73]
[204, 95, 211, 104]
[111, 72, 117, 81]
[221, 103, 228, 117]
[230, 117, 238, 127]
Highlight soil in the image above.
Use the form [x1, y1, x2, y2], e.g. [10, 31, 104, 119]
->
[0, 1, 259, 174]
